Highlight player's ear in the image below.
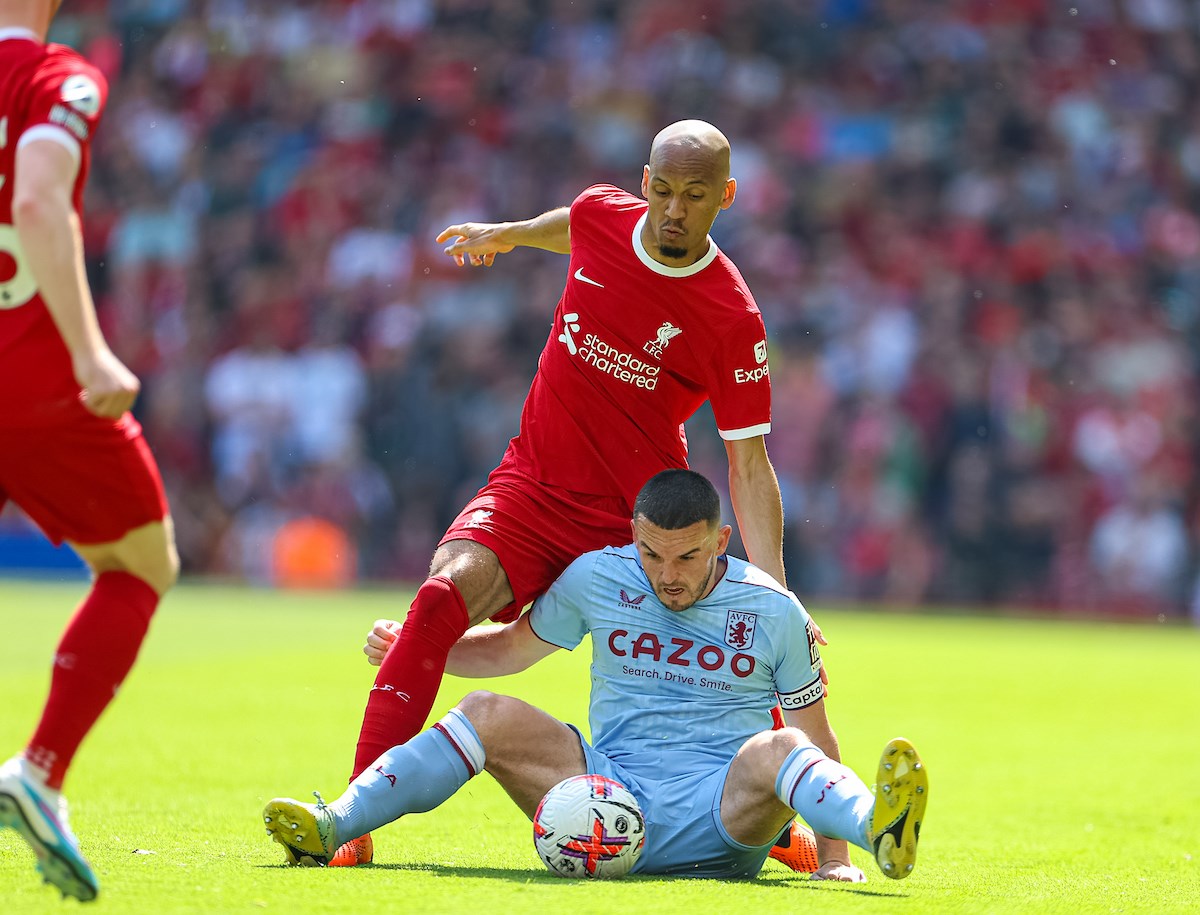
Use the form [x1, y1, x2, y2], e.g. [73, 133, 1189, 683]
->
[719, 178, 737, 210]
[716, 524, 732, 554]
[641, 165, 650, 199]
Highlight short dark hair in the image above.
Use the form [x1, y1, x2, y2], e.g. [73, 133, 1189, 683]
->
[633, 469, 721, 530]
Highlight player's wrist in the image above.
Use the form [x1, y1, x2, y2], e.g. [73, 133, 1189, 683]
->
[70, 343, 113, 369]
[818, 857, 852, 868]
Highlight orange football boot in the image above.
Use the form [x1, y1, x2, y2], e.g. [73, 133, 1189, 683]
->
[328, 833, 373, 867]
[767, 820, 820, 873]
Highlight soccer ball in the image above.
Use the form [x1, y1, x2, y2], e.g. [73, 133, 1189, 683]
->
[533, 774, 645, 879]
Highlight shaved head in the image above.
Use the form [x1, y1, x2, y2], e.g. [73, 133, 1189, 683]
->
[648, 120, 731, 185]
[639, 120, 736, 266]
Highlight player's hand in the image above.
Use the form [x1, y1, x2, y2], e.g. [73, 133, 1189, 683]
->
[73, 348, 140, 419]
[808, 616, 830, 694]
[437, 223, 516, 266]
[810, 616, 827, 646]
[364, 619, 402, 666]
[810, 861, 866, 882]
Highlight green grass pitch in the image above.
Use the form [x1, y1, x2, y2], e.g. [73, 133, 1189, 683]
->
[1, 580, 1197, 913]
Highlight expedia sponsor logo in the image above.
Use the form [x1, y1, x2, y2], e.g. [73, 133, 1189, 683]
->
[736, 339, 770, 383]
[607, 629, 756, 678]
[734, 364, 769, 384]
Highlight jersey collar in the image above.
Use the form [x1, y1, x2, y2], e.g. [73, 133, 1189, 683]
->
[631, 213, 721, 278]
[0, 27, 40, 43]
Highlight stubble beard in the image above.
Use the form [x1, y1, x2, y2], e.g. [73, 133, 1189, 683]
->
[658, 557, 718, 612]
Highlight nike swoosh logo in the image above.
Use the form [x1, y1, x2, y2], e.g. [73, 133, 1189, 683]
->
[574, 267, 604, 288]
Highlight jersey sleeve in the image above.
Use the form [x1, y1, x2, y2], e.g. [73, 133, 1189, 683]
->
[774, 601, 825, 711]
[528, 553, 598, 650]
[705, 309, 772, 440]
[569, 184, 644, 246]
[17, 53, 108, 172]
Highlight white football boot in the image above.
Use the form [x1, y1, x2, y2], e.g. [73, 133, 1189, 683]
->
[0, 755, 99, 901]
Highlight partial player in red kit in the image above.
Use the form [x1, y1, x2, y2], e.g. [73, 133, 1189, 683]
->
[0, 1, 178, 903]
[329, 120, 826, 874]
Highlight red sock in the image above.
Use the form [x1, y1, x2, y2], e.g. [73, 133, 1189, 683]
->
[26, 571, 159, 789]
[351, 575, 471, 779]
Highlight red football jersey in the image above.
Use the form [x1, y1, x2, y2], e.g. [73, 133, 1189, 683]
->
[0, 29, 108, 425]
[503, 185, 773, 507]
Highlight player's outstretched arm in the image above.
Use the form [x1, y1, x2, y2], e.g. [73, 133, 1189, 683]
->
[437, 206, 570, 266]
[445, 613, 560, 677]
[725, 436, 785, 583]
[364, 613, 557, 676]
[725, 436, 827, 647]
[363, 614, 559, 676]
[13, 139, 139, 419]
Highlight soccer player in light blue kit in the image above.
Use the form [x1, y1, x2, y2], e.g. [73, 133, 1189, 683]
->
[263, 470, 927, 882]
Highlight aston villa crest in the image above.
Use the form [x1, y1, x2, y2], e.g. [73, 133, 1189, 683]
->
[725, 610, 757, 650]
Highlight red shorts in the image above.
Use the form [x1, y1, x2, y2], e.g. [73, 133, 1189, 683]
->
[0, 408, 169, 546]
[440, 464, 632, 622]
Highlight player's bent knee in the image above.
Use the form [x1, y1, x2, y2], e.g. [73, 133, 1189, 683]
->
[147, 540, 181, 594]
[120, 532, 180, 596]
[456, 689, 507, 721]
[429, 540, 500, 579]
[743, 727, 814, 768]
[428, 541, 513, 623]
[72, 518, 179, 597]
[455, 691, 531, 740]
[776, 725, 813, 747]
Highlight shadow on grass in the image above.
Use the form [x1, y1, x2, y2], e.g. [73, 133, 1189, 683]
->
[258, 861, 907, 896]
[257, 862, 612, 881]
[757, 874, 908, 898]
[256, 862, 537, 881]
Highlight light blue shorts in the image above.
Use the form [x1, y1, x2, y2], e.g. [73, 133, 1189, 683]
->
[568, 726, 783, 878]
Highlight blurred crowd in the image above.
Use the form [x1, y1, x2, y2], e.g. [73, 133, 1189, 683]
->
[14, 0, 1200, 619]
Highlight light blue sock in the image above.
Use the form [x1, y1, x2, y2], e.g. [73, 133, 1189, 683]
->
[329, 707, 486, 841]
[775, 744, 874, 850]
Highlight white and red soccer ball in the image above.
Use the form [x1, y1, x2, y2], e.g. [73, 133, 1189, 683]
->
[533, 774, 645, 879]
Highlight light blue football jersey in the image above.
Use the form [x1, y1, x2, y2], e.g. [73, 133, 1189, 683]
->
[529, 544, 824, 783]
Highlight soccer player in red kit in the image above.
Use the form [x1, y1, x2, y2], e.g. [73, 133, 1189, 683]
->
[334, 120, 824, 874]
[0, 1, 179, 902]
